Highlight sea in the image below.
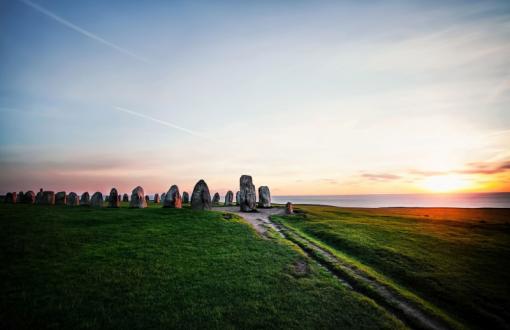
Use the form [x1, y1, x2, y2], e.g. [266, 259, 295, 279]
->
[271, 192, 510, 208]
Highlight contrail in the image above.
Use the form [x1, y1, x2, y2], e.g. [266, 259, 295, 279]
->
[19, 0, 149, 63]
[114, 106, 213, 141]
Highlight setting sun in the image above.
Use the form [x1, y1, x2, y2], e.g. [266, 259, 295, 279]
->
[420, 175, 473, 193]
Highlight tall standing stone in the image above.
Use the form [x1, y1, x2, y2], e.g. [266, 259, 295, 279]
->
[130, 186, 147, 208]
[23, 191, 35, 204]
[90, 192, 103, 208]
[41, 191, 55, 205]
[182, 191, 189, 204]
[80, 192, 90, 206]
[161, 192, 166, 202]
[258, 186, 271, 208]
[239, 175, 256, 212]
[104, 195, 109, 202]
[4, 192, 16, 204]
[212, 192, 220, 204]
[67, 192, 80, 206]
[163, 185, 182, 208]
[16, 191, 24, 203]
[224, 191, 234, 206]
[35, 188, 43, 204]
[55, 191, 67, 205]
[236, 191, 240, 205]
[190, 180, 211, 210]
[154, 193, 160, 204]
[122, 193, 129, 202]
[109, 188, 120, 208]
[145, 195, 150, 203]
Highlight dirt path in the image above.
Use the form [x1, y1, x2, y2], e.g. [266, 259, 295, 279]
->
[214, 206, 450, 330]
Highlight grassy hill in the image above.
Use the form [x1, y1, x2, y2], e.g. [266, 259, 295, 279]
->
[0, 203, 404, 329]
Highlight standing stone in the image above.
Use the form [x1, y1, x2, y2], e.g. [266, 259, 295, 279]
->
[41, 191, 55, 205]
[285, 202, 293, 214]
[212, 192, 220, 204]
[258, 186, 271, 208]
[145, 195, 150, 203]
[80, 192, 91, 206]
[16, 191, 24, 203]
[108, 188, 120, 208]
[104, 195, 109, 202]
[163, 185, 182, 208]
[236, 191, 240, 205]
[4, 192, 16, 204]
[90, 192, 103, 208]
[122, 193, 129, 202]
[182, 191, 189, 204]
[160, 192, 166, 202]
[130, 186, 147, 208]
[239, 175, 256, 212]
[224, 191, 234, 206]
[190, 180, 212, 210]
[23, 190, 35, 204]
[55, 191, 67, 205]
[154, 193, 160, 204]
[35, 188, 44, 204]
[67, 192, 80, 206]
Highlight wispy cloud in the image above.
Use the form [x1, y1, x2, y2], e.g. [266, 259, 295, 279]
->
[114, 106, 212, 141]
[18, 0, 149, 63]
[361, 173, 401, 181]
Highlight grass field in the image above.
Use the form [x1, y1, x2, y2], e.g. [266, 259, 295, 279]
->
[274, 206, 510, 329]
[0, 203, 404, 329]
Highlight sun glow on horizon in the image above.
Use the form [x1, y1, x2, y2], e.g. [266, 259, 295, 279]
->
[420, 175, 474, 193]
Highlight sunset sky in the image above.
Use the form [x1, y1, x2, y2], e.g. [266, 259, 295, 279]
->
[1, 0, 509, 196]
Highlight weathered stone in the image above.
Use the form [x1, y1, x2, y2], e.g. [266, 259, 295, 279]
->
[212, 192, 220, 204]
[108, 188, 120, 208]
[161, 192, 166, 202]
[130, 186, 147, 208]
[239, 175, 256, 212]
[224, 191, 234, 206]
[285, 202, 293, 214]
[55, 191, 66, 205]
[190, 180, 212, 210]
[145, 195, 150, 203]
[117, 195, 121, 202]
[122, 193, 129, 202]
[4, 192, 16, 204]
[90, 192, 103, 208]
[163, 185, 182, 208]
[258, 186, 271, 208]
[35, 188, 44, 204]
[41, 191, 55, 205]
[182, 191, 189, 204]
[154, 193, 160, 204]
[104, 195, 109, 202]
[16, 191, 23, 203]
[236, 191, 240, 205]
[67, 192, 80, 206]
[23, 190, 35, 204]
[80, 192, 90, 206]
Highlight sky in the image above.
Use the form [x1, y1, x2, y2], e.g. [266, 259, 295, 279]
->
[0, 0, 509, 196]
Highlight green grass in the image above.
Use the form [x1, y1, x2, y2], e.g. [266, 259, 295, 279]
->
[275, 205, 510, 329]
[0, 204, 405, 329]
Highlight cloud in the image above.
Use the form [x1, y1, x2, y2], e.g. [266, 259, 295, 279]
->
[318, 178, 338, 185]
[408, 160, 510, 177]
[361, 173, 402, 181]
[18, 0, 149, 63]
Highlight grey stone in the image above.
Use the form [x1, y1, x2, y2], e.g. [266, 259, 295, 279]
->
[212, 192, 220, 204]
[182, 191, 189, 204]
[161, 192, 166, 202]
[163, 185, 182, 208]
[109, 188, 120, 208]
[41, 191, 55, 205]
[154, 193, 160, 204]
[55, 191, 67, 205]
[286, 202, 293, 214]
[90, 192, 103, 208]
[224, 191, 234, 206]
[16, 191, 23, 203]
[239, 175, 256, 212]
[67, 192, 80, 206]
[4, 192, 16, 204]
[104, 195, 109, 202]
[190, 179, 211, 210]
[23, 190, 35, 204]
[258, 186, 271, 208]
[35, 189, 43, 204]
[80, 192, 90, 206]
[122, 193, 129, 202]
[236, 191, 240, 205]
[130, 186, 147, 208]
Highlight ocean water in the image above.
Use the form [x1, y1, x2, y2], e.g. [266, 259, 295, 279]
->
[272, 192, 510, 208]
